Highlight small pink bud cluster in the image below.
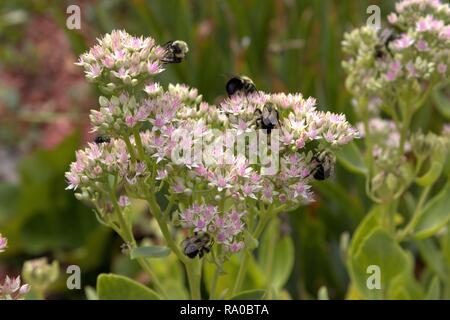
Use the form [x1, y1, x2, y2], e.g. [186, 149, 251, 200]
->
[65, 139, 136, 191]
[357, 118, 409, 160]
[0, 235, 30, 300]
[343, 0, 450, 107]
[0, 234, 7, 253]
[76, 30, 166, 91]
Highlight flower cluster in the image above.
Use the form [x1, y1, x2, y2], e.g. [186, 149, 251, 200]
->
[67, 30, 358, 258]
[357, 118, 409, 160]
[343, 0, 450, 109]
[220, 92, 357, 147]
[90, 91, 180, 136]
[76, 30, 167, 92]
[22, 258, 59, 292]
[77, 30, 165, 85]
[173, 92, 358, 206]
[64, 137, 156, 216]
[66, 139, 132, 192]
[0, 234, 30, 300]
[179, 204, 245, 252]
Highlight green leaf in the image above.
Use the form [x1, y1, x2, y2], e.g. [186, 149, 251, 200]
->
[349, 227, 412, 299]
[229, 289, 266, 300]
[334, 141, 367, 176]
[442, 222, 450, 275]
[258, 219, 294, 289]
[416, 239, 447, 281]
[414, 184, 450, 239]
[348, 206, 382, 256]
[97, 273, 161, 300]
[425, 277, 440, 300]
[433, 83, 450, 120]
[204, 253, 265, 299]
[84, 286, 98, 300]
[317, 286, 329, 300]
[145, 254, 189, 299]
[130, 246, 171, 259]
[243, 229, 259, 250]
[415, 161, 444, 187]
[387, 272, 423, 300]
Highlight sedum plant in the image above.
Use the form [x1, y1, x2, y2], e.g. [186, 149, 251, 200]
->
[0, 234, 30, 300]
[341, 0, 450, 299]
[66, 30, 357, 300]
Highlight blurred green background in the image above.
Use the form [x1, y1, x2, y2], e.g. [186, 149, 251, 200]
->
[0, 0, 393, 299]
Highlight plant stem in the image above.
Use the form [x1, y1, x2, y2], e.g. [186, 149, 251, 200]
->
[362, 112, 374, 176]
[397, 185, 431, 241]
[146, 192, 204, 299]
[135, 259, 168, 298]
[231, 251, 250, 296]
[146, 194, 188, 264]
[383, 199, 397, 234]
[232, 212, 272, 295]
[124, 135, 137, 163]
[209, 246, 223, 300]
[185, 258, 202, 300]
[109, 189, 167, 297]
[264, 225, 277, 299]
[361, 102, 384, 204]
[399, 111, 411, 156]
[209, 266, 220, 300]
[133, 129, 146, 160]
[254, 213, 272, 238]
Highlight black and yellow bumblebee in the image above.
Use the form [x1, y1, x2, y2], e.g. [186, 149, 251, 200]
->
[374, 27, 400, 60]
[309, 151, 335, 181]
[225, 75, 257, 97]
[161, 40, 189, 64]
[182, 232, 214, 259]
[94, 134, 111, 144]
[254, 103, 280, 134]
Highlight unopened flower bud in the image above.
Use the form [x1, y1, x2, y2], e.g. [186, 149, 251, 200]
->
[99, 96, 109, 108]
[386, 173, 398, 192]
[22, 258, 59, 292]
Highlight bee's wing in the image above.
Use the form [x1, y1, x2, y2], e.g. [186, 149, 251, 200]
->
[181, 238, 189, 246]
[268, 109, 279, 125]
[379, 28, 393, 44]
[163, 41, 174, 49]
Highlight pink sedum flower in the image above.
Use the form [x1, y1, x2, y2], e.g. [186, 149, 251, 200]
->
[76, 30, 170, 89]
[0, 236, 31, 300]
[0, 276, 30, 300]
[0, 234, 7, 253]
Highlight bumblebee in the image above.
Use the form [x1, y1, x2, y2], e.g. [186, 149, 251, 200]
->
[310, 150, 335, 181]
[161, 40, 189, 64]
[182, 232, 213, 259]
[225, 75, 256, 97]
[254, 103, 280, 134]
[94, 134, 111, 144]
[374, 28, 399, 59]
